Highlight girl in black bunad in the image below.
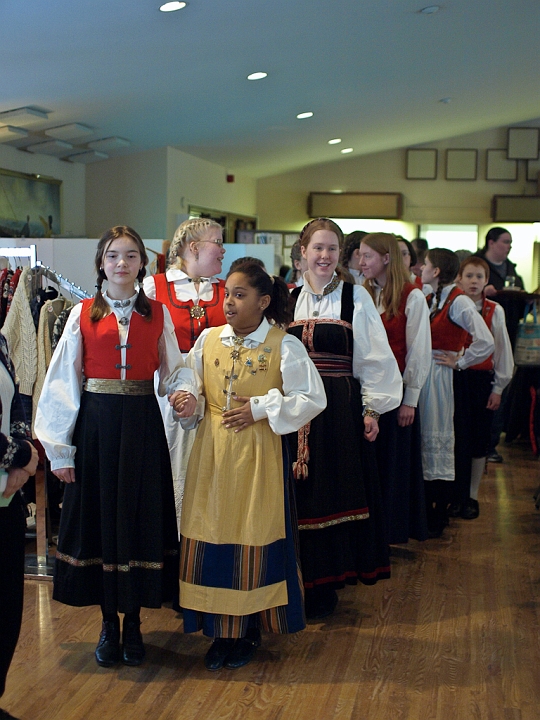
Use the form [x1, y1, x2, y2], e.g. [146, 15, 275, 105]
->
[418, 248, 494, 537]
[288, 218, 403, 619]
[359, 232, 431, 544]
[452, 256, 513, 519]
[35, 226, 198, 668]
[173, 262, 326, 671]
[143, 218, 226, 534]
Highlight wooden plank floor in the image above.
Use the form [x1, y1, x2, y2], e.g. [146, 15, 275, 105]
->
[3, 441, 540, 720]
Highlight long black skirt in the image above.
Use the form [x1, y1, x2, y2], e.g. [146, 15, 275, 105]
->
[376, 408, 428, 544]
[53, 391, 179, 614]
[288, 374, 390, 589]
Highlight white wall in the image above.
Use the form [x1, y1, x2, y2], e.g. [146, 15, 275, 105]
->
[0, 144, 86, 237]
[256, 125, 539, 231]
[166, 147, 257, 241]
[85, 147, 168, 239]
[85, 146, 258, 242]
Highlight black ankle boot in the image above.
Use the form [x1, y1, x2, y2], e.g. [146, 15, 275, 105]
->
[122, 616, 145, 666]
[95, 618, 121, 667]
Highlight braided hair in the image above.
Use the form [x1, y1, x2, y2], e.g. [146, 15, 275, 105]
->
[169, 217, 223, 269]
[426, 248, 460, 315]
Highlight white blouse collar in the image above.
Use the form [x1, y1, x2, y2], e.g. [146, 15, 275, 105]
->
[219, 317, 271, 346]
[302, 272, 339, 296]
[165, 267, 219, 284]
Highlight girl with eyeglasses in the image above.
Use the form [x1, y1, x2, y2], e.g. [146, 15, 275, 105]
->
[143, 218, 227, 539]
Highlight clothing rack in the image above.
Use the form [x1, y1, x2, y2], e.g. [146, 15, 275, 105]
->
[34, 262, 92, 300]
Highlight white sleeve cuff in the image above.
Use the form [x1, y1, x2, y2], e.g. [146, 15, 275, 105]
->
[250, 396, 267, 422]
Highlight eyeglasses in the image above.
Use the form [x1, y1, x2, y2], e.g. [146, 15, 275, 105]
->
[199, 238, 224, 248]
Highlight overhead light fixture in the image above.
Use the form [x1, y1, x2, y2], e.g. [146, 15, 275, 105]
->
[0, 125, 29, 142]
[247, 72, 267, 81]
[341, 147, 353, 154]
[328, 138, 342, 145]
[26, 139, 73, 156]
[87, 137, 130, 151]
[159, 1, 187, 11]
[297, 112, 313, 119]
[45, 124, 94, 141]
[67, 150, 109, 163]
[419, 5, 440, 13]
[0, 107, 49, 126]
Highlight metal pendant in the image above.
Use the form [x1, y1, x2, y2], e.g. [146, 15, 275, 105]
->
[190, 305, 206, 319]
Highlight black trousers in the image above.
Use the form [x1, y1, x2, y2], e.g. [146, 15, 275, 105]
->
[0, 494, 25, 697]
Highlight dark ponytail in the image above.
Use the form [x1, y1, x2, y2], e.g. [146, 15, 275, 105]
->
[227, 261, 293, 328]
[426, 248, 460, 314]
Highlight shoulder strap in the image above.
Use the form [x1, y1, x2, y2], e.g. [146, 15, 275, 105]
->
[340, 281, 354, 323]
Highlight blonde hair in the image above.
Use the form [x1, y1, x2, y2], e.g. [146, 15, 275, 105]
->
[168, 218, 223, 269]
[361, 232, 410, 319]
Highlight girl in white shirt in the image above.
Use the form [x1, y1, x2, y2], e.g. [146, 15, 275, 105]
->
[452, 256, 514, 519]
[174, 261, 326, 671]
[288, 218, 402, 619]
[35, 226, 197, 668]
[360, 232, 431, 544]
[418, 248, 494, 537]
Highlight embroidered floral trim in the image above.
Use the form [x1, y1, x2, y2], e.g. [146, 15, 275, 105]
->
[298, 512, 369, 530]
[56, 551, 177, 570]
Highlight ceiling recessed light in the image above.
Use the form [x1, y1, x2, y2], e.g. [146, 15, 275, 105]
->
[159, 1, 187, 12]
[341, 147, 353, 154]
[247, 72, 267, 81]
[296, 112, 313, 119]
[328, 138, 342, 145]
[419, 5, 440, 14]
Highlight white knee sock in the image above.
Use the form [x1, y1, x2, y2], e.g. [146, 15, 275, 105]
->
[470, 457, 486, 500]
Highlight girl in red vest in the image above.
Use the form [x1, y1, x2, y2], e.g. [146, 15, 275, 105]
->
[452, 257, 513, 519]
[360, 232, 431, 544]
[418, 248, 494, 537]
[35, 226, 198, 668]
[143, 218, 226, 536]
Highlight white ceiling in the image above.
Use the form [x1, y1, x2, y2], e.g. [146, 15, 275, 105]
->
[1, 0, 539, 178]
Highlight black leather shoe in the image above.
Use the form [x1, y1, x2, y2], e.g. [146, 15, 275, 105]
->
[305, 588, 338, 619]
[0, 708, 21, 720]
[95, 618, 121, 667]
[447, 502, 461, 518]
[122, 617, 146, 666]
[204, 638, 236, 671]
[461, 498, 479, 520]
[224, 631, 261, 669]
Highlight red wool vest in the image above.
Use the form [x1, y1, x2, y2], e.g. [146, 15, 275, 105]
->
[430, 286, 469, 352]
[463, 298, 496, 371]
[381, 283, 417, 373]
[80, 299, 163, 380]
[153, 274, 226, 353]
